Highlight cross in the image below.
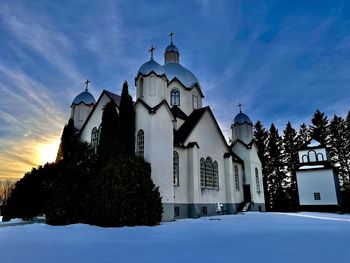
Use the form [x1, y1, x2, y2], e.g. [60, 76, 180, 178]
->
[149, 46, 155, 60]
[85, 79, 90, 91]
[238, 102, 242, 113]
[169, 32, 174, 44]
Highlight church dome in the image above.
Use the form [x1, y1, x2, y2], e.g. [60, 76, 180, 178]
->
[163, 62, 200, 89]
[138, 59, 165, 76]
[233, 112, 253, 125]
[71, 90, 96, 107]
[165, 43, 179, 53]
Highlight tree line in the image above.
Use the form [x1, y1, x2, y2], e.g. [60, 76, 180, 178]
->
[254, 110, 350, 212]
[2, 82, 162, 226]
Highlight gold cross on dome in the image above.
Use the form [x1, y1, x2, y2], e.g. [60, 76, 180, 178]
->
[85, 79, 90, 91]
[169, 32, 174, 44]
[149, 46, 155, 59]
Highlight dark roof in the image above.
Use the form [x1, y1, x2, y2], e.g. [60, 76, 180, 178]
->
[135, 99, 172, 114]
[231, 139, 255, 149]
[174, 107, 208, 146]
[104, 90, 121, 106]
[171, 106, 188, 120]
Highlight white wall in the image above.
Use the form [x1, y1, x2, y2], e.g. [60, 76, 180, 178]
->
[166, 81, 202, 116]
[184, 111, 229, 204]
[71, 104, 94, 131]
[297, 169, 338, 205]
[135, 102, 174, 220]
[136, 74, 167, 108]
[232, 142, 265, 204]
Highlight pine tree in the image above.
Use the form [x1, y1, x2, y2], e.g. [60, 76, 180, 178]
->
[254, 121, 269, 209]
[265, 124, 288, 211]
[282, 122, 299, 211]
[310, 110, 329, 145]
[98, 101, 121, 165]
[297, 123, 310, 146]
[56, 118, 78, 163]
[119, 81, 135, 156]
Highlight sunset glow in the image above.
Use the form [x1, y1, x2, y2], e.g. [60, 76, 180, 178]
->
[39, 140, 60, 165]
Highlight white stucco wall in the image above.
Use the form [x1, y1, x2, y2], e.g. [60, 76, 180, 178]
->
[71, 104, 94, 131]
[166, 81, 202, 116]
[135, 102, 174, 220]
[297, 169, 338, 205]
[184, 111, 229, 204]
[232, 123, 253, 145]
[136, 74, 167, 108]
[232, 142, 265, 204]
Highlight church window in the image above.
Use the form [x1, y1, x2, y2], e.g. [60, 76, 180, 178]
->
[200, 158, 205, 188]
[205, 157, 213, 189]
[173, 151, 179, 186]
[193, 93, 198, 109]
[308, 150, 317, 162]
[314, 192, 321, 200]
[234, 165, 240, 191]
[316, 153, 324, 162]
[302, 154, 308, 163]
[137, 129, 144, 158]
[255, 168, 261, 193]
[98, 124, 102, 145]
[139, 78, 144, 98]
[213, 161, 219, 190]
[91, 127, 99, 154]
[170, 88, 180, 106]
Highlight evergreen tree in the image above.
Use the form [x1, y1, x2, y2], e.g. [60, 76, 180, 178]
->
[253, 121, 269, 208]
[119, 81, 135, 156]
[89, 155, 162, 227]
[265, 124, 288, 211]
[310, 110, 329, 145]
[56, 118, 78, 163]
[98, 101, 120, 165]
[297, 123, 310, 146]
[282, 122, 299, 211]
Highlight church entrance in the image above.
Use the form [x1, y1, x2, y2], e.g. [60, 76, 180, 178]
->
[243, 185, 251, 202]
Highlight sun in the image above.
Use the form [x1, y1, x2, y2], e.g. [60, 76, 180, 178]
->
[39, 140, 60, 165]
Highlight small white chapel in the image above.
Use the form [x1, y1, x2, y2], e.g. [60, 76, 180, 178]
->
[69, 35, 265, 221]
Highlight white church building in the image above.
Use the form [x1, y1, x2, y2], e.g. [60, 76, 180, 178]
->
[69, 36, 265, 221]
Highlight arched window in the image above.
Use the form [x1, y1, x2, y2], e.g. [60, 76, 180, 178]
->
[139, 78, 144, 98]
[200, 158, 205, 188]
[302, 154, 309, 163]
[213, 161, 219, 190]
[137, 129, 144, 158]
[192, 93, 198, 109]
[308, 150, 317, 162]
[91, 127, 99, 154]
[205, 157, 213, 189]
[316, 153, 324, 162]
[255, 168, 261, 193]
[170, 88, 180, 106]
[97, 124, 102, 145]
[173, 151, 179, 186]
[234, 165, 240, 191]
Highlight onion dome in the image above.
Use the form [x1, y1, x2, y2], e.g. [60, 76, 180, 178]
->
[163, 62, 200, 89]
[71, 90, 96, 107]
[165, 43, 179, 53]
[233, 112, 253, 125]
[138, 58, 165, 76]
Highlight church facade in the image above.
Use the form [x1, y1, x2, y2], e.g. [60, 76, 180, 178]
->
[69, 37, 265, 221]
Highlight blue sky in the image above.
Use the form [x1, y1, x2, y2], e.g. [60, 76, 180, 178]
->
[1, 0, 350, 179]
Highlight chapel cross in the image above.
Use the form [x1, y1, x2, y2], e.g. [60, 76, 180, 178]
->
[85, 79, 90, 91]
[169, 32, 174, 44]
[149, 46, 155, 60]
[238, 102, 242, 113]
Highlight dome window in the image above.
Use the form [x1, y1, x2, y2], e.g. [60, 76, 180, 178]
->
[170, 88, 180, 106]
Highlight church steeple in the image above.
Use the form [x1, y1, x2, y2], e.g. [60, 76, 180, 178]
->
[164, 32, 180, 64]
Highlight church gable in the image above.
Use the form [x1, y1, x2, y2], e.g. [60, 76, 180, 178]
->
[79, 90, 120, 143]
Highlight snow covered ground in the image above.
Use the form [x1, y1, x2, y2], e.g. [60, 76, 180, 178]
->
[0, 212, 350, 263]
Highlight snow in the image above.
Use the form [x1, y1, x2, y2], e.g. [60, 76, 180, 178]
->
[0, 217, 23, 224]
[1, 212, 350, 263]
[299, 165, 324, 169]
